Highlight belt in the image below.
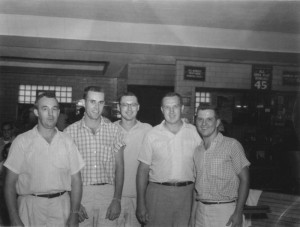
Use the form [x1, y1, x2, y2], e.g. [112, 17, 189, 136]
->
[153, 181, 194, 187]
[91, 183, 107, 186]
[32, 191, 66, 199]
[197, 199, 236, 205]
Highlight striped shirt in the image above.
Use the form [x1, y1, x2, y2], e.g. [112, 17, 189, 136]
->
[64, 116, 125, 186]
[194, 133, 250, 201]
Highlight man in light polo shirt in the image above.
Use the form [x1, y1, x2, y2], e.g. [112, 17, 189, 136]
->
[192, 104, 250, 227]
[114, 92, 152, 227]
[136, 92, 202, 227]
[4, 92, 84, 226]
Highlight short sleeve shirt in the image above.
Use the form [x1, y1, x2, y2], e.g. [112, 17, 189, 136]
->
[64, 116, 125, 186]
[4, 126, 85, 195]
[115, 120, 152, 197]
[194, 133, 250, 201]
[138, 121, 202, 182]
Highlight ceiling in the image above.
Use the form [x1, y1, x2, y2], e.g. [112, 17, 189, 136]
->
[0, 0, 300, 76]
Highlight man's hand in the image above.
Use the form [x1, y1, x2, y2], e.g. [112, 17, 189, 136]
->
[136, 203, 149, 225]
[106, 199, 121, 220]
[67, 213, 79, 227]
[226, 211, 243, 227]
[77, 204, 89, 223]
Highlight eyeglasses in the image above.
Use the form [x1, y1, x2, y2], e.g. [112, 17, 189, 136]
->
[120, 103, 139, 108]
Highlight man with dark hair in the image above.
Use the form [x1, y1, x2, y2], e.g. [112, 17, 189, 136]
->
[64, 86, 125, 227]
[4, 92, 84, 226]
[191, 104, 250, 227]
[136, 92, 202, 227]
[114, 92, 152, 227]
[0, 121, 15, 159]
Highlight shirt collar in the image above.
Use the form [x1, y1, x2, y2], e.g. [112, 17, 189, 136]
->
[79, 115, 110, 130]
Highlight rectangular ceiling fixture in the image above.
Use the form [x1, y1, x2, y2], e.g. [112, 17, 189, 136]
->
[0, 57, 109, 76]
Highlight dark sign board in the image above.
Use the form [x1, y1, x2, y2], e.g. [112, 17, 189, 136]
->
[251, 65, 272, 91]
[282, 71, 300, 86]
[184, 66, 206, 81]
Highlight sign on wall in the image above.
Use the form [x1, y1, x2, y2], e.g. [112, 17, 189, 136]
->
[282, 71, 300, 86]
[251, 65, 272, 91]
[184, 66, 206, 81]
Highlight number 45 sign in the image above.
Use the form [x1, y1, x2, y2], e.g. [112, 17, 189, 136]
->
[251, 65, 272, 91]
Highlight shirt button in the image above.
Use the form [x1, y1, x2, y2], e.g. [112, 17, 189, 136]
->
[94, 151, 96, 153]
[94, 165, 97, 168]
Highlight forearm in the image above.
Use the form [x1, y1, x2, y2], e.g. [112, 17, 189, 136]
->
[70, 172, 83, 212]
[136, 163, 149, 206]
[113, 147, 124, 200]
[235, 167, 250, 214]
[114, 163, 124, 200]
[4, 171, 23, 225]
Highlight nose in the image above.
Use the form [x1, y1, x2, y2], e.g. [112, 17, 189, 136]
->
[48, 109, 53, 116]
[127, 104, 133, 110]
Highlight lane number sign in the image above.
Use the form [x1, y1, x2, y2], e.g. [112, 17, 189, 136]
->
[251, 65, 272, 91]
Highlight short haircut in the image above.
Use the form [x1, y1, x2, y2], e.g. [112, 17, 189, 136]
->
[118, 91, 139, 104]
[1, 121, 14, 130]
[83, 86, 104, 100]
[161, 92, 183, 106]
[34, 91, 59, 109]
[196, 104, 220, 119]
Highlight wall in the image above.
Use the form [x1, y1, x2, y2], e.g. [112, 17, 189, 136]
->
[176, 60, 300, 121]
[128, 63, 175, 86]
[0, 68, 119, 126]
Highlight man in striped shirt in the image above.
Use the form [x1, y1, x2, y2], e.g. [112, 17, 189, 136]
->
[192, 104, 250, 227]
[65, 86, 125, 227]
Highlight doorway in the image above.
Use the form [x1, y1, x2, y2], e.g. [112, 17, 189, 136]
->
[127, 85, 174, 126]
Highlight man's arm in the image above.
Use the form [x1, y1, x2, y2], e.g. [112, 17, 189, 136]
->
[136, 161, 150, 225]
[226, 166, 250, 227]
[106, 145, 124, 220]
[67, 171, 83, 227]
[4, 169, 24, 226]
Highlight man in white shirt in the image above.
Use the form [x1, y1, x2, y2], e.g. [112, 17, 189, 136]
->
[136, 92, 202, 227]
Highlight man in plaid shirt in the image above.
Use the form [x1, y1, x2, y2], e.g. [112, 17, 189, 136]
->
[65, 86, 125, 227]
[192, 104, 250, 227]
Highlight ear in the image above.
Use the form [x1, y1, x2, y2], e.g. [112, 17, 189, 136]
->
[216, 118, 221, 128]
[137, 104, 140, 112]
[181, 105, 185, 113]
[161, 106, 164, 113]
[33, 108, 39, 117]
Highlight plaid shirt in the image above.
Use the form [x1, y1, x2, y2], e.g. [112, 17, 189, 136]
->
[64, 116, 125, 186]
[194, 133, 250, 201]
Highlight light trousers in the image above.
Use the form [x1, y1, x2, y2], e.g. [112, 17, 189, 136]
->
[18, 193, 70, 227]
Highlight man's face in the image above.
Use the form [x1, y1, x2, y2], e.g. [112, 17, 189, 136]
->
[34, 97, 60, 129]
[195, 109, 220, 138]
[84, 91, 105, 121]
[2, 124, 13, 141]
[119, 96, 139, 121]
[161, 96, 183, 124]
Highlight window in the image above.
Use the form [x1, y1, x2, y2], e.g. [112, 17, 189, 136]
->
[195, 91, 211, 113]
[18, 85, 72, 104]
